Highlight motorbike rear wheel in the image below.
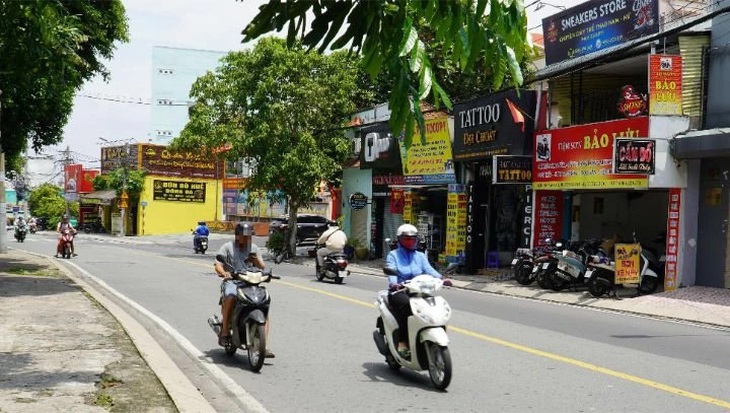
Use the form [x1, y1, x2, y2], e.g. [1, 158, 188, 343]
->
[638, 276, 660, 295]
[587, 277, 609, 297]
[549, 272, 569, 291]
[247, 323, 266, 372]
[426, 342, 452, 390]
[536, 268, 553, 289]
[334, 276, 343, 284]
[515, 263, 534, 285]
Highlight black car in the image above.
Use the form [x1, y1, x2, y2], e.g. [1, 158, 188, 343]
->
[268, 214, 336, 245]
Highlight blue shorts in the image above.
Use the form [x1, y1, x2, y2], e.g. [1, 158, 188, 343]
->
[221, 280, 242, 297]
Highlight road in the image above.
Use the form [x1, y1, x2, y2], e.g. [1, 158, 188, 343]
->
[13, 231, 730, 412]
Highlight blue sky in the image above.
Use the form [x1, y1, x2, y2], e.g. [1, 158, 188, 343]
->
[58, 0, 581, 166]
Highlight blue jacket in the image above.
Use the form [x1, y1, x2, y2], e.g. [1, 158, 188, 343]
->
[385, 246, 441, 285]
[194, 225, 210, 237]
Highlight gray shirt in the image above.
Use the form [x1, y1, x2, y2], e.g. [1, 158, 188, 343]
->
[217, 241, 260, 272]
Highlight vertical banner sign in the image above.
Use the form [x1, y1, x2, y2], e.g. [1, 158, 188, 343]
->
[649, 54, 683, 115]
[445, 184, 467, 263]
[615, 243, 641, 284]
[403, 191, 413, 224]
[464, 182, 476, 272]
[534, 191, 563, 247]
[665, 188, 681, 291]
[390, 190, 404, 214]
[521, 185, 533, 248]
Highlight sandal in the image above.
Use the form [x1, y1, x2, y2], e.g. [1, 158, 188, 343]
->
[265, 349, 275, 358]
[218, 334, 231, 347]
[397, 348, 411, 359]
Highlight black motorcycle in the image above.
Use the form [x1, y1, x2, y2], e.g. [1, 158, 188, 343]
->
[14, 224, 27, 242]
[314, 245, 349, 284]
[194, 235, 209, 254]
[209, 255, 279, 372]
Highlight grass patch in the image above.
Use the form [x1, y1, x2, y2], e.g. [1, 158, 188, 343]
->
[4, 267, 61, 278]
[94, 393, 115, 409]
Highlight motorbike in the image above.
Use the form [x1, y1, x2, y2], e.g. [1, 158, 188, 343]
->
[59, 228, 75, 259]
[14, 223, 27, 242]
[83, 219, 105, 234]
[194, 234, 209, 254]
[29, 221, 37, 234]
[208, 254, 280, 372]
[547, 239, 605, 292]
[511, 247, 535, 285]
[528, 239, 567, 289]
[584, 233, 665, 297]
[373, 268, 453, 390]
[314, 245, 349, 284]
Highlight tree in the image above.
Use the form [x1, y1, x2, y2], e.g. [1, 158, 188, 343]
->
[92, 168, 146, 200]
[242, 0, 529, 149]
[0, 0, 129, 167]
[171, 37, 364, 253]
[27, 183, 78, 229]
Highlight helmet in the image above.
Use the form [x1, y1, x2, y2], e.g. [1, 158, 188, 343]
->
[198, 220, 206, 226]
[62, 214, 69, 221]
[396, 224, 418, 237]
[235, 222, 253, 237]
[396, 224, 419, 251]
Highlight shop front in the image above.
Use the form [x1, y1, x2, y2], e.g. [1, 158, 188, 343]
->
[453, 89, 538, 273]
[532, 115, 691, 290]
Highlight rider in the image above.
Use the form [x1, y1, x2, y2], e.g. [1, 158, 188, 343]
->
[315, 222, 347, 276]
[385, 224, 449, 359]
[55, 214, 77, 257]
[14, 216, 27, 238]
[193, 220, 210, 250]
[213, 222, 275, 358]
[28, 216, 37, 231]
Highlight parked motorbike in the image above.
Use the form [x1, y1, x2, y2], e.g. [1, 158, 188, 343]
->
[584, 233, 665, 297]
[208, 254, 280, 372]
[314, 245, 349, 284]
[59, 228, 75, 259]
[529, 239, 567, 289]
[14, 224, 27, 242]
[548, 239, 605, 292]
[194, 235, 209, 254]
[511, 247, 535, 285]
[83, 219, 105, 234]
[373, 268, 453, 390]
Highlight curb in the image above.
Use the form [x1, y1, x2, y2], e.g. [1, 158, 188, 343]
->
[21, 249, 217, 413]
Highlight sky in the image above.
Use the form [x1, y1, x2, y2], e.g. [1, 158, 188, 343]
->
[58, 0, 584, 167]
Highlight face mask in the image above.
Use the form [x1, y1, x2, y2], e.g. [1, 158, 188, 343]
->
[399, 236, 418, 250]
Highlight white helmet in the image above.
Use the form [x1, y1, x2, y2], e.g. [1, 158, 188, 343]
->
[396, 224, 418, 237]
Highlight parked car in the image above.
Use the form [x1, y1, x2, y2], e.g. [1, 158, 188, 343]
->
[268, 214, 336, 245]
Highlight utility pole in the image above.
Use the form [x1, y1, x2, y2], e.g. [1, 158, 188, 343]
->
[63, 145, 72, 215]
[120, 142, 129, 237]
[0, 87, 7, 254]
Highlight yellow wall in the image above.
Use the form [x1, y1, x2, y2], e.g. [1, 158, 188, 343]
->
[137, 176, 223, 235]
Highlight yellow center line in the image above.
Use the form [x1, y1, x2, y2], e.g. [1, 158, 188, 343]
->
[146, 251, 730, 409]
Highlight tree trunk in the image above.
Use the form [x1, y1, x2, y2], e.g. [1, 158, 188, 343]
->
[287, 201, 298, 256]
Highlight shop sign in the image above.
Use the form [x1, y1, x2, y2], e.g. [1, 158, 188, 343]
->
[665, 188, 681, 291]
[453, 89, 537, 161]
[613, 139, 655, 174]
[398, 117, 456, 184]
[542, 0, 659, 66]
[141, 144, 221, 179]
[64, 163, 82, 195]
[615, 243, 641, 284]
[373, 174, 404, 197]
[445, 184, 467, 263]
[79, 170, 99, 194]
[390, 190, 404, 214]
[101, 144, 139, 173]
[403, 191, 415, 224]
[349, 192, 368, 210]
[521, 184, 532, 249]
[649, 54, 683, 115]
[223, 177, 247, 190]
[357, 124, 401, 170]
[533, 117, 649, 190]
[153, 180, 206, 203]
[617, 85, 647, 118]
[534, 191, 563, 247]
[492, 156, 533, 184]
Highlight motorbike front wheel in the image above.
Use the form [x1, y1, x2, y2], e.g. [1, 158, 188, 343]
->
[247, 323, 266, 372]
[426, 342, 452, 390]
[536, 268, 553, 289]
[587, 276, 609, 297]
[638, 276, 660, 295]
[515, 263, 534, 285]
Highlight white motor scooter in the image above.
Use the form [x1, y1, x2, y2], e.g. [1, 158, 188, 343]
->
[372, 268, 453, 390]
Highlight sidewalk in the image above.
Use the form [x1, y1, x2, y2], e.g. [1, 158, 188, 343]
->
[346, 260, 730, 329]
[0, 248, 213, 413]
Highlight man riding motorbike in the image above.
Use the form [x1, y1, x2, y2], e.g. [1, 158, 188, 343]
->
[213, 222, 275, 358]
[55, 214, 77, 258]
[193, 220, 210, 250]
[385, 224, 450, 359]
[14, 216, 27, 240]
[315, 222, 347, 277]
[28, 216, 38, 233]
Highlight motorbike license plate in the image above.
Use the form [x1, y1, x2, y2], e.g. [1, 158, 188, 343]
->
[584, 269, 594, 278]
[338, 270, 348, 278]
[542, 263, 550, 269]
[532, 265, 539, 273]
[511, 258, 518, 266]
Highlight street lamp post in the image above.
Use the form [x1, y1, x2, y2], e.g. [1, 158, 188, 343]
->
[0, 87, 7, 254]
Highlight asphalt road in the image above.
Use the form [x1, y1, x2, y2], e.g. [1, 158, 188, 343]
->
[13, 231, 730, 412]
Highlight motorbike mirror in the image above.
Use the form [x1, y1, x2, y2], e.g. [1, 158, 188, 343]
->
[383, 267, 398, 276]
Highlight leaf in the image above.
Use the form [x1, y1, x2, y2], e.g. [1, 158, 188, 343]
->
[505, 45, 523, 87]
[398, 20, 418, 57]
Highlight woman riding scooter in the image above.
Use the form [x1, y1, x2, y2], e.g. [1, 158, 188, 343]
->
[386, 224, 451, 359]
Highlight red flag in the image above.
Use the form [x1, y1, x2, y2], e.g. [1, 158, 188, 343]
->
[505, 98, 525, 132]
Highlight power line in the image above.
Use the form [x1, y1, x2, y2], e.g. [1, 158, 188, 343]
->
[77, 92, 151, 105]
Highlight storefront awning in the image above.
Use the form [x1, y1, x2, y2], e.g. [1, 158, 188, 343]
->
[80, 189, 117, 204]
[671, 128, 730, 159]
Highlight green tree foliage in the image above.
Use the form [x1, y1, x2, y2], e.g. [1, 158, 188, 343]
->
[172, 38, 363, 253]
[243, 0, 529, 148]
[92, 168, 145, 199]
[27, 183, 78, 228]
[0, 0, 129, 167]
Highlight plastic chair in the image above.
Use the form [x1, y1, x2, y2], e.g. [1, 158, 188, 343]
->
[486, 251, 500, 269]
